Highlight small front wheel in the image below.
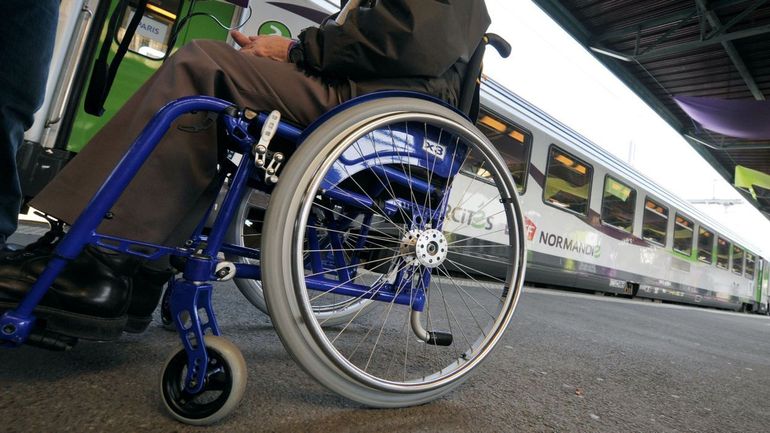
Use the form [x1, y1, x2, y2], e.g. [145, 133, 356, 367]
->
[160, 335, 247, 425]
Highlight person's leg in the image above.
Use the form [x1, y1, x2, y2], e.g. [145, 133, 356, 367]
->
[31, 40, 347, 246]
[0, 0, 59, 247]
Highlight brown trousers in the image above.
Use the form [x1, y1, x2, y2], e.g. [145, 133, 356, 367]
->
[32, 40, 348, 245]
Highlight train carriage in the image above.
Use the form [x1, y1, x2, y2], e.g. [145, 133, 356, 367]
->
[474, 79, 769, 313]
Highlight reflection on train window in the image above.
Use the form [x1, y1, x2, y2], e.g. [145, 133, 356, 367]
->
[118, 0, 182, 60]
[716, 237, 730, 270]
[732, 244, 744, 275]
[745, 252, 755, 280]
[543, 147, 592, 216]
[745, 253, 755, 279]
[642, 198, 667, 246]
[673, 213, 694, 256]
[600, 176, 635, 232]
[697, 227, 714, 264]
[474, 111, 533, 193]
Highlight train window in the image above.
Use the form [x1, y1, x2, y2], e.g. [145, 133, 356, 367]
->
[732, 245, 745, 275]
[474, 111, 533, 193]
[118, 0, 183, 60]
[697, 227, 714, 264]
[745, 253, 755, 279]
[543, 147, 592, 216]
[716, 237, 730, 270]
[642, 198, 668, 246]
[600, 176, 635, 232]
[673, 213, 694, 256]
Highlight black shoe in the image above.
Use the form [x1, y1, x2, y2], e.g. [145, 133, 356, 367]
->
[0, 242, 23, 254]
[123, 266, 175, 333]
[0, 244, 137, 343]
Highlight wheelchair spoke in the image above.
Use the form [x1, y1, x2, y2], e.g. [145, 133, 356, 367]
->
[304, 246, 397, 254]
[311, 203, 403, 241]
[432, 272, 471, 357]
[445, 227, 509, 246]
[432, 272, 474, 354]
[363, 273, 412, 373]
[319, 268, 392, 330]
[303, 252, 410, 279]
[429, 135, 463, 228]
[389, 124, 423, 223]
[354, 137, 416, 228]
[307, 252, 397, 305]
[337, 161, 408, 235]
[445, 257, 508, 285]
[332, 261, 411, 358]
[421, 124, 437, 224]
[436, 265, 489, 336]
[306, 225, 397, 251]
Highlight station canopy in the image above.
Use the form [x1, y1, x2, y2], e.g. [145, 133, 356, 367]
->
[531, 0, 770, 219]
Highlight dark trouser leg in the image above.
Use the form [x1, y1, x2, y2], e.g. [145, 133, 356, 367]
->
[31, 40, 347, 245]
[0, 0, 59, 244]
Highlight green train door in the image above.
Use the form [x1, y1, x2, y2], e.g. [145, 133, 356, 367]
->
[66, 0, 237, 153]
[18, 0, 240, 201]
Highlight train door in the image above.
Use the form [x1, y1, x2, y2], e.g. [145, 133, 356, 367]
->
[760, 259, 770, 314]
[18, 0, 337, 200]
[18, 0, 241, 200]
[61, 0, 239, 153]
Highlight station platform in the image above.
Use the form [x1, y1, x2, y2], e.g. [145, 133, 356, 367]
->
[1, 223, 768, 432]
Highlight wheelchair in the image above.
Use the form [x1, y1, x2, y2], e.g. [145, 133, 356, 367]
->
[0, 35, 526, 425]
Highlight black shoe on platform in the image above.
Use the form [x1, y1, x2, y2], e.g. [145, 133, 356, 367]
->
[0, 244, 137, 346]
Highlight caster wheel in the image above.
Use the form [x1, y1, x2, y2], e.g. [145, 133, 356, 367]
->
[160, 335, 247, 425]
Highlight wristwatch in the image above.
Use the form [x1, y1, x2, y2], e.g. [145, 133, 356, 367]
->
[288, 41, 305, 66]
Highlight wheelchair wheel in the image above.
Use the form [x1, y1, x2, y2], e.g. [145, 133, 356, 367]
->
[261, 96, 526, 407]
[228, 189, 375, 325]
[160, 335, 247, 425]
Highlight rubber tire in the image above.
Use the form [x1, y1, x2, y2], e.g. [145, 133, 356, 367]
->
[160, 335, 247, 425]
[261, 96, 526, 407]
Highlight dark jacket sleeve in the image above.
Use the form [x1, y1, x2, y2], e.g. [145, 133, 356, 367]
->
[298, 0, 490, 80]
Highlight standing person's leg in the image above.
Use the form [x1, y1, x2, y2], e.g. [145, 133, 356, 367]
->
[0, 0, 59, 249]
[31, 40, 347, 246]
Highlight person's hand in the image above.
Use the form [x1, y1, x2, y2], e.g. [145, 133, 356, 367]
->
[231, 30, 292, 62]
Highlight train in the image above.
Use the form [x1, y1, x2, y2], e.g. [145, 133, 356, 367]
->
[469, 78, 770, 313]
[20, 0, 770, 314]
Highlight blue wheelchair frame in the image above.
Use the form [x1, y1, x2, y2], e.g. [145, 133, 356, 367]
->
[0, 91, 468, 395]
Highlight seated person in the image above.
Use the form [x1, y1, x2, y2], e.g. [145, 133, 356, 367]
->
[0, 0, 491, 339]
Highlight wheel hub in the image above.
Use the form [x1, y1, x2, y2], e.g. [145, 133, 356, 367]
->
[400, 228, 449, 268]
